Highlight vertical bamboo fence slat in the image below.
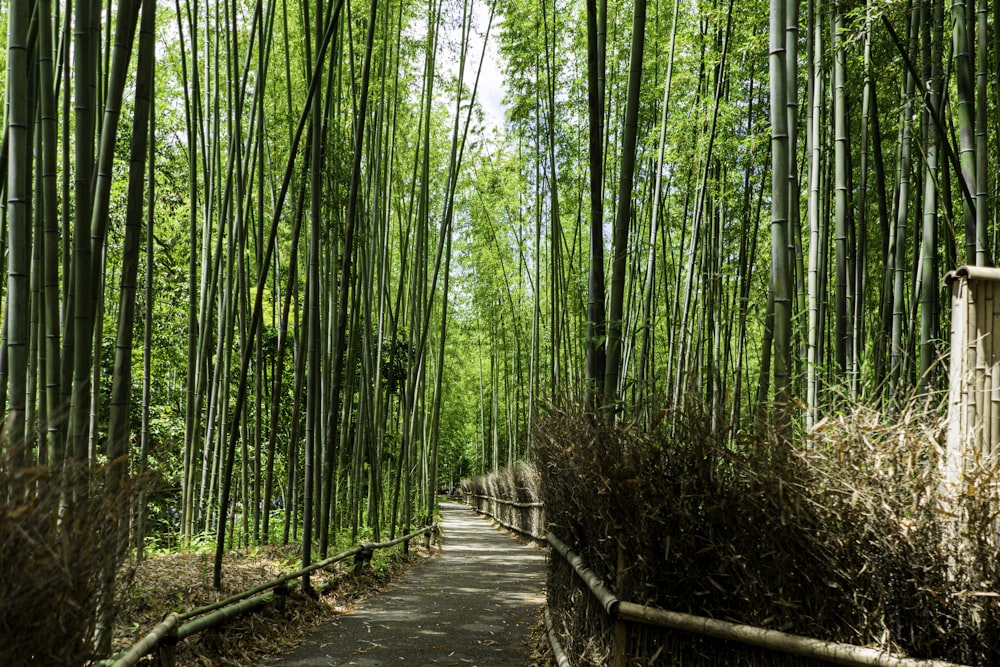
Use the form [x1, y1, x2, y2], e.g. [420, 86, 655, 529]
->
[991, 280, 1000, 452]
[975, 279, 987, 455]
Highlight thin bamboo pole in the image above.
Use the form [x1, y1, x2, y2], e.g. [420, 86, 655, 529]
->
[975, 280, 987, 455]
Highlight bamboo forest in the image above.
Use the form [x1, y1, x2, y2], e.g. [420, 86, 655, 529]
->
[6, 0, 1000, 662]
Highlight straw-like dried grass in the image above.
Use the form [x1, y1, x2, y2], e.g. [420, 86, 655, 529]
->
[0, 465, 129, 666]
[0, 459, 430, 666]
[534, 400, 1000, 665]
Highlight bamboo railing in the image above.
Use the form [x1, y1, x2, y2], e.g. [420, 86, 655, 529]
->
[546, 531, 970, 667]
[98, 524, 436, 667]
[463, 493, 970, 666]
[464, 492, 545, 540]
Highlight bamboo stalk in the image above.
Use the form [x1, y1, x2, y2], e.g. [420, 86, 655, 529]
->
[613, 545, 628, 667]
[105, 613, 179, 667]
[544, 606, 573, 667]
[547, 532, 619, 617]
[975, 280, 987, 456]
[991, 281, 1000, 455]
[967, 279, 977, 452]
[945, 277, 965, 454]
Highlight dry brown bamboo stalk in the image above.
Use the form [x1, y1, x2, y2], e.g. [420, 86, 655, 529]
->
[544, 606, 573, 667]
[965, 280, 975, 455]
[989, 282, 1000, 455]
[976, 279, 988, 456]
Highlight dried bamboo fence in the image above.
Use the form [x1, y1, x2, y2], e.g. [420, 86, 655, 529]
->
[943, 266, 1000, 551]
[462, 463, 973, 667]
[465, 492, 545, 540]
[461, 462, 545, 541]
[546, 531, 970, 667]
[97, 524, 436, 667]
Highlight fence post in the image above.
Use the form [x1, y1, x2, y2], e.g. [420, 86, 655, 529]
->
[353, 543, 374, 575]
[157, 621, 177, 667]
[274, 580, 289, 613]
[942, 266, 1000, 572]
[613, 544, 627, 667]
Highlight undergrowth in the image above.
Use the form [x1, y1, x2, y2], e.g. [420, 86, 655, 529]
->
[0, 464, 130, 666]
[490, 399, 1000, 665]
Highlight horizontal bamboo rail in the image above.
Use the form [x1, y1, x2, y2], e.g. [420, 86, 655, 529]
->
[548, 531, 969, 667]
[547, 532, 618, 617]
[464, 492, 546, 540]
[177, 589, 279, 640]
[467, 492, 544, 509]
[544, 605, 573, 667]
[110, 613, 179, 667]
[100, 524, 435, 667]
[177, 544, 364, 621]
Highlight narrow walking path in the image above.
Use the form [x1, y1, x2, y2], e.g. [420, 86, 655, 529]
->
[269, 502, 546, 666]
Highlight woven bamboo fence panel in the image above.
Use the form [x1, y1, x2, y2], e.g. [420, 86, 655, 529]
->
[943, 266, 1000, 547]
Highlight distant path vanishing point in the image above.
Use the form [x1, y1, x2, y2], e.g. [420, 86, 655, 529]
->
[269, 501, 546, 666]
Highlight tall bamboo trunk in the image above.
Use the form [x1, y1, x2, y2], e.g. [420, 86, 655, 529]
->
[769, 0, 792, 436]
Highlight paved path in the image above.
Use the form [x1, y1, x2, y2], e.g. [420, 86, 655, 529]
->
[270, 502, 546, 666]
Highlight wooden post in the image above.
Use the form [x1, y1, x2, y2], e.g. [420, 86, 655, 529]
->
[613, 544, 627, 667]
[274, 581, 289, 613]
[353, 543, 374, 575]
[157, 621, 177, 667]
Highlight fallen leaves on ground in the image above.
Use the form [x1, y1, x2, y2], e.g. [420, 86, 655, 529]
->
[526, 605, 553, 666]
[109, 543, 433, 666]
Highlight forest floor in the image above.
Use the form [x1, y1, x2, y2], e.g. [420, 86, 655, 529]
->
[109, 533, 432, 666]
[108, 505, 551, 666]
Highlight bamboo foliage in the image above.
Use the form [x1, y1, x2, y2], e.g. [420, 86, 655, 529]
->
[0, 0, 500, 602]
[481, 0, 1000, 439]
[8, 0, 1000, 650]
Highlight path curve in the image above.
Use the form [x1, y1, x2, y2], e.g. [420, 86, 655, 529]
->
[269, 502, 546, 666]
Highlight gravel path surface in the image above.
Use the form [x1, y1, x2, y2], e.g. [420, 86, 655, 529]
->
[268, 502, 546, 666]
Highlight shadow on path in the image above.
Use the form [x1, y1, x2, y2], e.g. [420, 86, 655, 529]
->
[269, 502, 546, 666]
